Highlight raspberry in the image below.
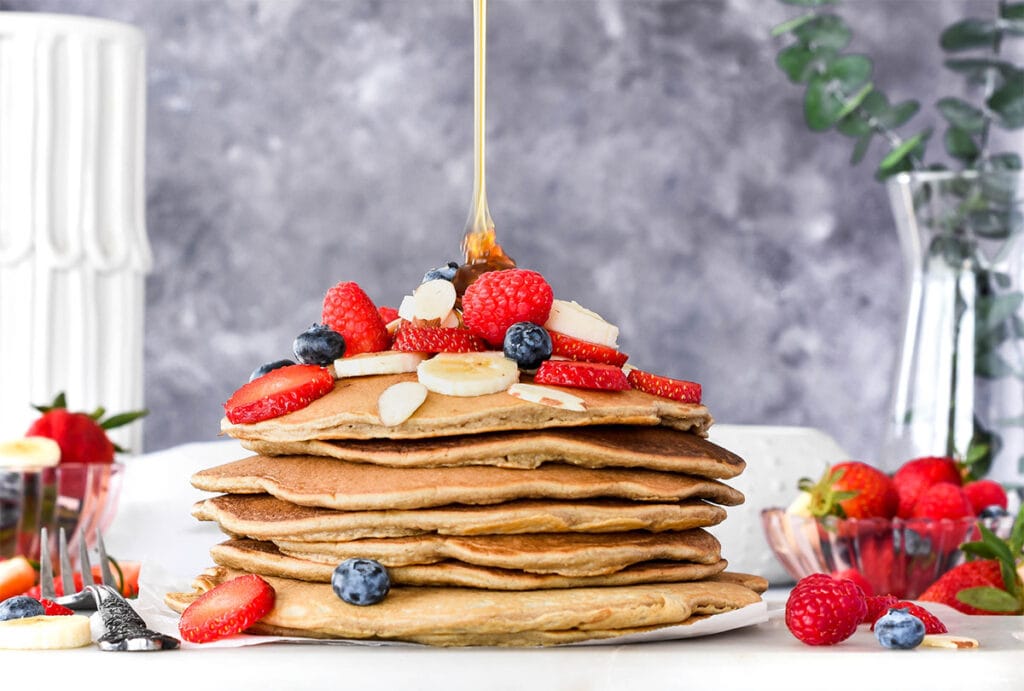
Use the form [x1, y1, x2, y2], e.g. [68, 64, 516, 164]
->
[785, 574, 867, 646]
[392, 326, 486, 353]
[461, 269, 554, 347]
[322, 282, 390, 356]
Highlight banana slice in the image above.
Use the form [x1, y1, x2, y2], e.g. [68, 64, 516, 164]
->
[0, 437, 61, 468]
[507, 383, 587, 412]
[920, 634, 980, 649]
[333, 352, 428, 378]
[417, 352, 519, 397]
[414, 279, 457, 322]
[378, 381, 429, 426]
[544, 299, 619, 348]
[0, 615, 92, 649]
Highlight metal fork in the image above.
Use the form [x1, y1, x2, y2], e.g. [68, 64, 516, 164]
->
[39, 527, 179, 651]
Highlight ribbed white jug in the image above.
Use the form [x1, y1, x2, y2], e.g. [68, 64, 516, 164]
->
[0, 13, 150, 452]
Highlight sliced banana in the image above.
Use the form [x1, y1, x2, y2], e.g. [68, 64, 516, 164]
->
[0, 436, 61, 468]
[333, 351, 427, 378]
[397, 295, 416, 321]
[507, 383, 587, 412]
[414, 279, 457, 322]
[544, 299, 619, 348]
[417, 352, 519, 397]
[0, 615, 92, 649]
[378, 381, 429, 426]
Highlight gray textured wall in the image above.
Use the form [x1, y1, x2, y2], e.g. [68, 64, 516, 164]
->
[2, 0, 1018, 460]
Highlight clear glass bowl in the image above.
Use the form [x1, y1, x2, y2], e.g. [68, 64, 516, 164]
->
[0, 463, 124, 563]
[761, 507, 1013, 599]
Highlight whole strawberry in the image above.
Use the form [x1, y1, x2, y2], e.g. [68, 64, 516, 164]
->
[785, 574, 867, 645]
[891, 456, 962, 518]
[25, 393, 146, 463]
[962, 479, 1008, 515]
[910, 482, 973, 520]
[917, 559, 1008, 614]
[800, 461, 898, 519]
[461, 269, 554, 347]
[322, 282, 391, 356]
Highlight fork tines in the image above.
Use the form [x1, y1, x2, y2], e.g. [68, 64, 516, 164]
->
[38, 527, 118, 599]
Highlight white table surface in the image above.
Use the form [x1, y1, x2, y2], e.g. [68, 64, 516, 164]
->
[2, 438, 1023, 691]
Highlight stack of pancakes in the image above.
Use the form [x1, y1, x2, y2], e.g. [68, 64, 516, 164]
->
[166, 372, 767, 646]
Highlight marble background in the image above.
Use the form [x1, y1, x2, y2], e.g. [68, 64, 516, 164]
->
[2, 0, 1020, 460]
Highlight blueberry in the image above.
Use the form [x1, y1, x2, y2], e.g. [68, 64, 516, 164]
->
[0, 596, 44, 622]
[980, 505, 1010, 519]
[249, 358, 296, 382]
[293, 324, 346, 365]
[874, 608, 925, 649]
[503, 322, 553, 370]
[422, 261, 460, 283]
[332, 558, 390, 606]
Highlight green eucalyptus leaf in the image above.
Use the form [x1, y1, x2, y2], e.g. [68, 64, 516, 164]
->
[836, 83, 873, 120]
[837, 111, 872, 137]
[780, 0, 838, 6]
[956, 586, 1021, 613]
[988, 73, 1024, 128]
[1003, 3, 1024, 19]
[1001, 18, 1024, 36]
[804, 74, 843, 131]
[944, 58, 1018, 85]
[850, 133, 873, 165]
[944, 126, 980, 161]
[990, 152, 1023, 170]
[937, 97, 987, 133]
[794, 14, 851, 51]
[878, 130, 929, 174]
[777, 44, 834, 83]
[979, 293, 1024, 334]
[977, 350, 1016, 378]
[879, 99, 921, 129]
[771, 14, 817, 38]
[824, 54, 872, 90]
[940, 18, 998, 52]
[857, 90, 889, 117]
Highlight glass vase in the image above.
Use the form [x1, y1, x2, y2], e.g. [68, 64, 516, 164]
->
[882, 170, 1024, 487]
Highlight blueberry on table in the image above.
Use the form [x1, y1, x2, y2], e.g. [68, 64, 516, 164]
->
[503, 322, 553, 370]
[332, 558, 390, 606]
[874, 608, 925, 649]
[422, 262, 460, 283]
[293, 324, 346, 366]
[0, 596, 45, 622]
[249, 359, 297, 382]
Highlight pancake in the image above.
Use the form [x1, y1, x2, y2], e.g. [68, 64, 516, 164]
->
[164, 567, 764, 646]
[220, 373, 711, 442]
[191, 456, 745, 511]
[241, 425, 744, 478]
[211, 539, 729, 589]
[193, 494, 727, 541]
[273, 528, 721, 577]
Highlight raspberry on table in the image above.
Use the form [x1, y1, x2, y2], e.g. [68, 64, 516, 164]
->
[785, 574, 867, 646]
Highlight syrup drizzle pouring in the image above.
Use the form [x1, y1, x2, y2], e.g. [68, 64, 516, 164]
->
[455, 0, 515, 294]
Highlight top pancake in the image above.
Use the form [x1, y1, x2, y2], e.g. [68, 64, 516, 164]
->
[241, 425, 745, 479]
[221, 373, 712, 442]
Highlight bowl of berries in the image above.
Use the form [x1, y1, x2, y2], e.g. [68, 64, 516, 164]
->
[0, 394, 144, 564]
[761, 457, 1015, 599]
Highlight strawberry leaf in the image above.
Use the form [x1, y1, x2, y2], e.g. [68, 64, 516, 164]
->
[32, 391, 67, 414]
[100, 410, 149, 430]
[978, 523, 1015, 564]
[960, 540, 998, 560]
[956, 586, 1021, 613]
[89, 406, 106, 421]
[1008, 504, 1024, 555]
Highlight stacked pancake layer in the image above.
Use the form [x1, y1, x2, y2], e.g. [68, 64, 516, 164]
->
[168, 374, 766, 646]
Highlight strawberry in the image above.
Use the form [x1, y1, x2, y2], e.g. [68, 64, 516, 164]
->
[322, 282, 391, 356]
[461, 269, 554, 347]
[800, 461, 898, 519]
[178, 573, 275, 643]
[785, 573, 867, 645]
[626, 368, 701, 404]
[891, 456, 962, 518]
[377, 305, 400, 324]
[0, 557, 37, 601]
[392, 326, 486, 353]
[38, 598, 74, 616]
[868, 601, 947, 634]
[918, 559, 1008, 615]
[224, 364, 334, 424]
[534, 361, 630, 391]
[911, 482, 973, 520]
[863, 594, 899, 624]
[962, 479, 1008, 514]
[25, 392, 147, 464]
[548, 331, 628, 367]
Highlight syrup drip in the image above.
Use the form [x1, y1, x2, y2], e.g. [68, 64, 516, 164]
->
[455, 0, 515, 296]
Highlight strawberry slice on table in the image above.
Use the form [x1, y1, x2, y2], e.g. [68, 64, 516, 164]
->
[38, 598, 74, 616]
[392, 326, 486, 354]
[626, 368, 701, 404]
[178, 574, 275, 644]
[548, 331, 628, 367]
[533, 361, 629, 391]
[224, 364, 334, 425]
[868, 601, 947, 634]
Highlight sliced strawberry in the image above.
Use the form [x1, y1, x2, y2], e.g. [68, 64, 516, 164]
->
[0, 557, 38, 601]
[178, 573, 275, 643]
[533, 361, 629, 391]
[224, 364, 334, 425]
[863, 594, 899, 624]
[626, 368, 701, 404]
[548, 331, 628, 367]
[38, 598, 74, 616]
[869, 601, 947, 634]
[378, 306, 400, 324]
[392, 326, 486, 354]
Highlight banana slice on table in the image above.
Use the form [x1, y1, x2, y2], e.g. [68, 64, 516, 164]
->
[333, 352, 427, 378]
[417, 352, 519, 397]
[0, 437, 61, 468]
[544, 299, 619, 348]
[0, 615, 92, 650]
